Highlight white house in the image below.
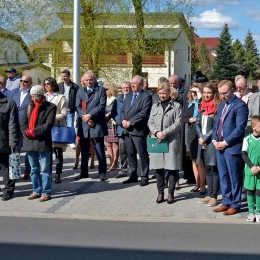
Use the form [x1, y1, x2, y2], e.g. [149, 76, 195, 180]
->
[43, 12, 192, 88]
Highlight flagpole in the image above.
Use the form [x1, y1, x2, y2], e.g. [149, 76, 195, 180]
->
[73, 0, 80, 85]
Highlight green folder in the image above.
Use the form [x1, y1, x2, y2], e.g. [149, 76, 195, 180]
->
[146, 138, 169, 153]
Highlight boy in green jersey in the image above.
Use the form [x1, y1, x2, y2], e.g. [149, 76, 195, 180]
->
[242, 116, 260, 222]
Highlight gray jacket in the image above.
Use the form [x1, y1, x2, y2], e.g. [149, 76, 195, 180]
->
[148, 100, 182, 170]
[247, 92, 260, 126]
[0, 92, 20, 153]
[6, 74, 20, 91]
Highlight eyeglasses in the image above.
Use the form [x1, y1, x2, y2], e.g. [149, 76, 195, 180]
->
[218, 91, 229, 96]
[44, 82, 51, 86]
[20, 80, 30, 83]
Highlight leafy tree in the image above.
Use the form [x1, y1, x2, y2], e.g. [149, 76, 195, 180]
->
[232, 39, 246, 76]
[243, 30, 260, 79]
[0, 0, 196, 80]
[198, 42, 212, 78]
[211, 23, 237, 81]
[191, 39, 199, 77]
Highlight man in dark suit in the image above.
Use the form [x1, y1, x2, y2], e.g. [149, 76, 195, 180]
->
[10, 74, 32, 179]
[111, 81, 132, 178]
[75, 71, 108, 181]
[120, 75, 152, 186]
[212, 80, 249, 215]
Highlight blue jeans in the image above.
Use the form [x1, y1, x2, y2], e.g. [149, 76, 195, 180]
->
[66, 112, 75, 127]
[27, 151, 52, 196]
[17, 132, 31, 173]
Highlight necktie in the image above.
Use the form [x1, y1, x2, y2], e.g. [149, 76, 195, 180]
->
[217, 102, 229, 141]
[130, 93, 137, 106]
[87, 88, 92, 97]
[239, 95, 242, 100]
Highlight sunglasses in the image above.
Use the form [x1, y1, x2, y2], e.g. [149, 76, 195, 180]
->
[44, 82, 51, 86]
[20, 80, 30, 83]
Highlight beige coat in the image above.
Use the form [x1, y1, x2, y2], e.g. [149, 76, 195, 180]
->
[148, 100, 182, 170]
[51, 94, 68, 148]
[234, 90, 252, 105]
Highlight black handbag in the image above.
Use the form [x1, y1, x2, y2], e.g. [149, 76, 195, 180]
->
[51, 122, 76, 144]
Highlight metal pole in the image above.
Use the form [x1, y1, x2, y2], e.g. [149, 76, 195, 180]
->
[73, 0, 80, 85]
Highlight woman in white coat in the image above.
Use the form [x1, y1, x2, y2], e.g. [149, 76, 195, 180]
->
[148, 83, 182, 204]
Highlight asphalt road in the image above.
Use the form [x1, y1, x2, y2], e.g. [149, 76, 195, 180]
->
[1, 217, 260, 260]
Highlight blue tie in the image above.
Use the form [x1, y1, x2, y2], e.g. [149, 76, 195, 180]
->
[87, 88, 92, 97]
[130, 93, 137, 106]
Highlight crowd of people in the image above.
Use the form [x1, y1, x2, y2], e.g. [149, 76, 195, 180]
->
[0, 67, 260, 222]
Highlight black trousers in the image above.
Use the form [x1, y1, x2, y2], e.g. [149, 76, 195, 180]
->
[205, 165, 219, 199]
[124, 134, 149, 181]
[156, 168, 178, 195]
[50, 147, 63, 174]
[80, 137, 106, 176]
[0, 153, 15, 196]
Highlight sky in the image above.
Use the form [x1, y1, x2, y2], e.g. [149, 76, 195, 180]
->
[191, 0, 260, 46]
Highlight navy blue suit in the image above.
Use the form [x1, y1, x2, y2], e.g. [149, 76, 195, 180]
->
[120, 90, 152, 181]
[76, 84, 108, 176]
[111, 94, 124, 137]
[212, 95, 249, 209]
[10, 88, 31, 124]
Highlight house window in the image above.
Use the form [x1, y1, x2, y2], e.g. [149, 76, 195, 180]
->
[188, 46, 190, 62]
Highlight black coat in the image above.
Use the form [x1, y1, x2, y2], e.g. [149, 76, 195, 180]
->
[120, 90, 152, 137]
[195, 112, 216, 166]
[0, 92, 20, 153]
[76, 84, 108, 138]
[21, 101, 56, 152]
[58, 81, 79, 113]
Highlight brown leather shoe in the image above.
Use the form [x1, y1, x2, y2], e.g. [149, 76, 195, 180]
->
[213, 205, 229, 213]
[223, 208, 240, 216]
[23, 172, 30, 180]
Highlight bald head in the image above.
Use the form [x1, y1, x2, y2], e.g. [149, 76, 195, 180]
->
[20, 74, 32, 91]
[169, 75, 178, 89]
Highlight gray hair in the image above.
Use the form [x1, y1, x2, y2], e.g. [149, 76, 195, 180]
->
[158, 77, 169, 85]
[132, 75, 143, 85]
[235, 75, 247, 86]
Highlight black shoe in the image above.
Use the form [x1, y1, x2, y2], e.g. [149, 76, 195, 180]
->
[156, 194, 164, 204]
[191, 186, 200, 192]
[115, 172, 127, 179]
[122, 176, 138, 184]
[74, 174, 89, 180]
[167, 194, 174, 204]
[55, 174, 62, 184]
[139, 182, 149, 187]
[150, 175, 156, 179]
[200, 191, 206, 195]
[2, 194, 12, 201]
[100, 173, 106, 181]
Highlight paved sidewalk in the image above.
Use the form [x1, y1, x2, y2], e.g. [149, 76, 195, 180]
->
[0, 148, 250, 224]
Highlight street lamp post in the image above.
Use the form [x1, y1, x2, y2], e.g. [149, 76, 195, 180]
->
[73, 0, 80, 85]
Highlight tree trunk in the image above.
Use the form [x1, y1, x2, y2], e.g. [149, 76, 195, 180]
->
[132, 0, 145, 77]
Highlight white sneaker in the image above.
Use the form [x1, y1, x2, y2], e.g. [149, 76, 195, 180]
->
[256, 213, 260, 223]
[247, 213, 255, 222]
[69, 143, 76, 149]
